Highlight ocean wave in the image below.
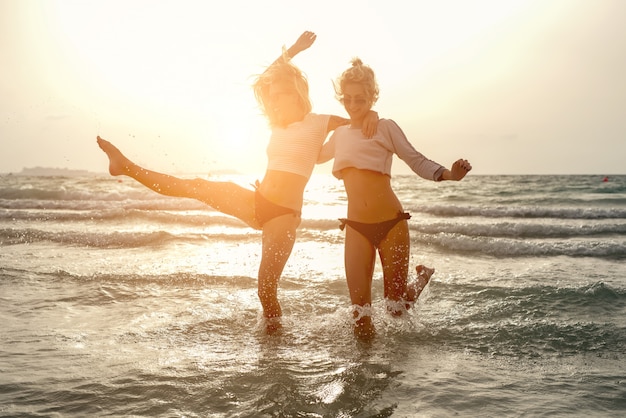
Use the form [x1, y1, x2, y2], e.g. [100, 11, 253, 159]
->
[0, 207, 244, 227]
[423, 320, 626, 358]
[414, 233, 626, 259]
[4, 206, 626, 238]
[3, 216, 624, 258]
[415, 204, 626, 219]
[411, 220, 626, 239]
[0, 185, 152, 202]
[5, 199, 625, 220]
[415, 281, 626, 357]
[0, 228, 258, 248]
[0, 197, 209, 212]
[442, 281, 626, 315]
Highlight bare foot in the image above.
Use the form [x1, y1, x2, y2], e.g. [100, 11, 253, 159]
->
[353, 315, 375, 342]
[264, 317, 283, 335]
[406, 265, 435, 302]
[96, 136, 131, 176]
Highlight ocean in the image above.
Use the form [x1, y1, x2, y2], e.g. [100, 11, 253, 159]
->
[1, 172, 625, 417]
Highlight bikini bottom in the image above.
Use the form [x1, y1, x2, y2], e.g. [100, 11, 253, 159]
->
[254, 189, 300, 227]
[339, 212, 411, 248]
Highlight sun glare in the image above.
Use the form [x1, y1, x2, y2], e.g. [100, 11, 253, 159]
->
[40, 1, 272, 172]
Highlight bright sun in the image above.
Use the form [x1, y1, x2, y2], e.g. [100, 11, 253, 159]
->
[43, 1, 271, 173]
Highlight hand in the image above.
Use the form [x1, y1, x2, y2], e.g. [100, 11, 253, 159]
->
[291, 31, 316, 55]
[361, 110, 379, 138]
[449, 159, 472, 181]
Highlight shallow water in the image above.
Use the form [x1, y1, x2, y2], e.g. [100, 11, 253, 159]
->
[1, 174, 625, 416]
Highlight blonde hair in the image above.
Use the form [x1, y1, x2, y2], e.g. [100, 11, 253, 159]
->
[253, 51, 312, 127]
[334, 57, 379, 105]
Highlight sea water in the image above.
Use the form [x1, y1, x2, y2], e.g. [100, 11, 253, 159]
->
[1, 173, 625, 417]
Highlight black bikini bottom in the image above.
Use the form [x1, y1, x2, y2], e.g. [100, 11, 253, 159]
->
[254, 190, 300, 227]
[339, 212, 411, 248]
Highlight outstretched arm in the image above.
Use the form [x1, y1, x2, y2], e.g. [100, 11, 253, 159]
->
[438, 159, 472, 181]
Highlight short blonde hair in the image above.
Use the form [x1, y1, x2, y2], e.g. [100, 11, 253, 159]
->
[334, 58, 379, 105]
[253, 51, 312, 127]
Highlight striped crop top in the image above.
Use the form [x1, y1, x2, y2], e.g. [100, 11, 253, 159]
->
[266, 113, 331, 179]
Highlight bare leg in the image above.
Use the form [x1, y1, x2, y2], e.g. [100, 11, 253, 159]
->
[97, 136, 258, 228]
[344, 227, 377, 340]
[378, 220, 411, 316]
[257, 213, 300, 332]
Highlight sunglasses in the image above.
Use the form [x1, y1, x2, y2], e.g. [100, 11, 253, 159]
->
[342, 97, 368, 106]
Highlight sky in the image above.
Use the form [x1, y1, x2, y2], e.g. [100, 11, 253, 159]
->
[1, 0, 625, 176]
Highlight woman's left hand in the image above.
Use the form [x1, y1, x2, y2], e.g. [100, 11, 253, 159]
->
[449, 159, 472, 180]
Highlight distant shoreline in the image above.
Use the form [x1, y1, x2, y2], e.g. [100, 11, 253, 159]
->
[1, 167, 623, 177]
[0, 167, 242, 177]
[1, 167, 99, 177]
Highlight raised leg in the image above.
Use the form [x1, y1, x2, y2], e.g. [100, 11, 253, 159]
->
[97, 136, 258, 228]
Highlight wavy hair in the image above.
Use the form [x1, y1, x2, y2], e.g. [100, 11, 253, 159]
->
[253, 50, 312, 127]
[334, 57, 379, 106]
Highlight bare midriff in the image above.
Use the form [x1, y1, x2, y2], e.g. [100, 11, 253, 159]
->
[340, 167, 404, 222]
[257, 170, 308, 211]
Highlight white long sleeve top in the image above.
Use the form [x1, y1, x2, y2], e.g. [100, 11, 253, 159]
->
[318, 118, 445, 181]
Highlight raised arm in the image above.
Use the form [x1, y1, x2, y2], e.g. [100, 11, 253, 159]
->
[271, 31, 317, 66]
[287, 31, 316, 59]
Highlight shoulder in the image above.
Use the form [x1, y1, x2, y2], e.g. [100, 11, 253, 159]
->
[378, 118, 403, 136]
[288, 113, 332, 132]
[379, 118, 399, 129]
[306, 113, 330, 121]
[305, 113, 333, 127]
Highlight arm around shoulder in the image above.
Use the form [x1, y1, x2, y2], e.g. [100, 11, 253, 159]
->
[327, 115, 350, 134]
[317, 135, 335, 164]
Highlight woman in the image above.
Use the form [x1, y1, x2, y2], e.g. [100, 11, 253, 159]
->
[318, 58, 472, 339]
[96, 32, 377, 332]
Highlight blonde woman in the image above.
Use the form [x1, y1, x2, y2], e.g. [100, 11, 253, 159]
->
[97, 33, 378, 332]
[319, 58, 472, 339]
